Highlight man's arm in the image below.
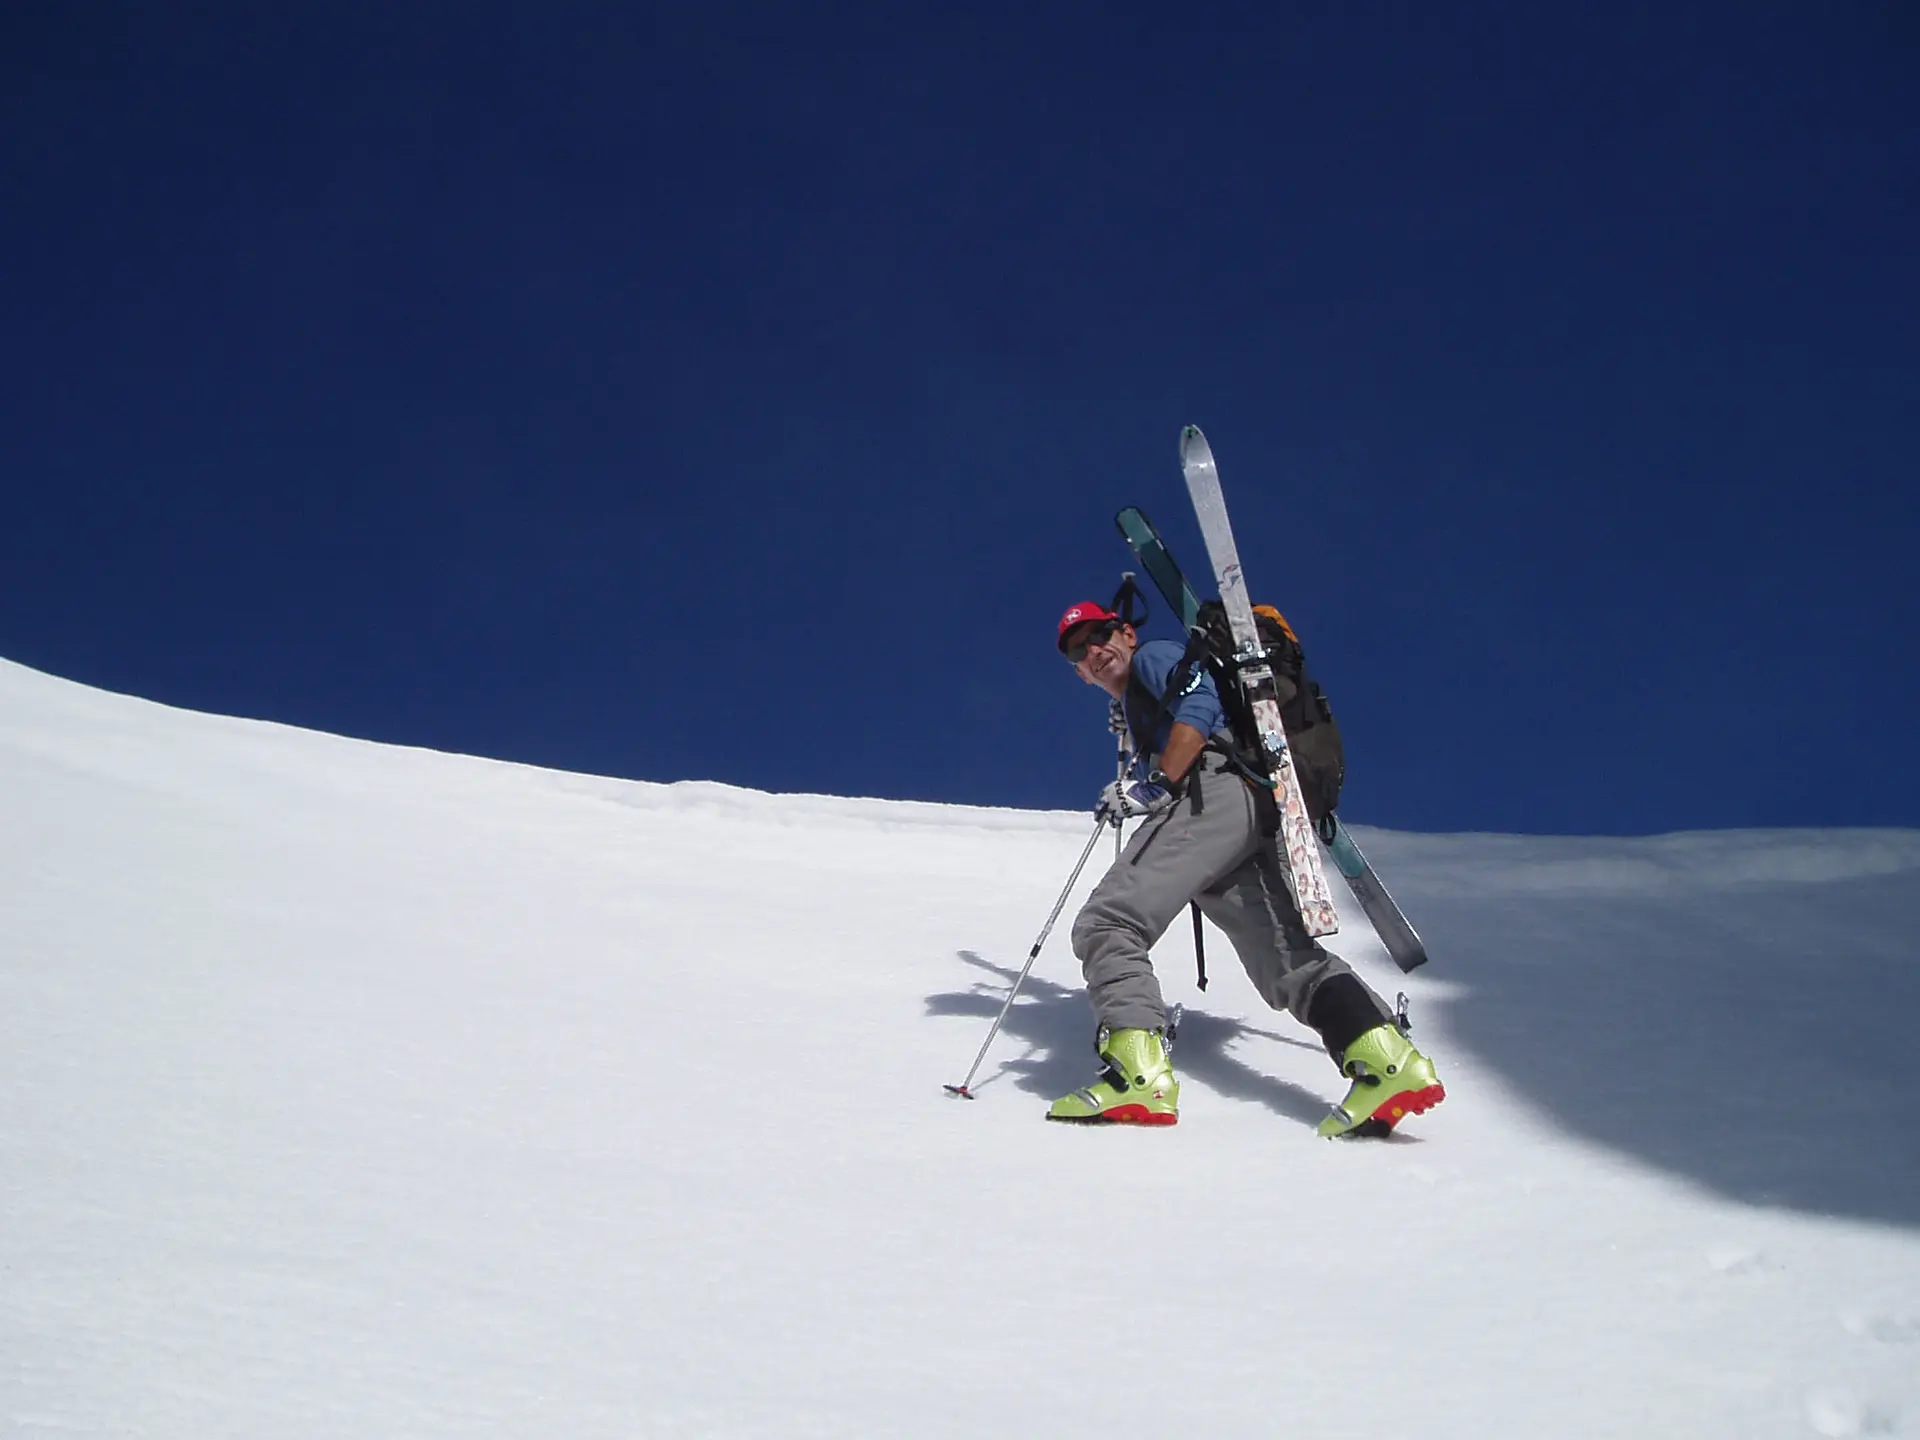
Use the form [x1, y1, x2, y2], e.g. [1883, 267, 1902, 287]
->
[1156, 721, 1209, 786]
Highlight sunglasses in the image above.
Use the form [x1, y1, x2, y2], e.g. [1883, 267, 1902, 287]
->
[1063, 620, 1124, 664]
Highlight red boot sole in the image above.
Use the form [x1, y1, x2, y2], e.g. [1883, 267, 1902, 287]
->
[1370, 1082, 1446, 1128]
[1048, 1104, 1179, 1126]
[1101, 1104, 1178, 1125]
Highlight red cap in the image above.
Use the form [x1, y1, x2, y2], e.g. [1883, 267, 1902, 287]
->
[1056, 601, 1120, 652]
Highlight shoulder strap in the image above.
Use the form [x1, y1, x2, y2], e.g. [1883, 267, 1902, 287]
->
[1125, 637, 1278, 803]
[1122, 632, 1212, 755]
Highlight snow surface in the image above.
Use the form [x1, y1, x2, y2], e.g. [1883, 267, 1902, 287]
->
[4, 654, 1919, 1438]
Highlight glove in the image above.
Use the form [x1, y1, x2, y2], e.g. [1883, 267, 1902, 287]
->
[1096, 776, 1171, 825]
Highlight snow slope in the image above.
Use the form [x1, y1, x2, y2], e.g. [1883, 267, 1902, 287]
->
[4, 655, 1918, 1438]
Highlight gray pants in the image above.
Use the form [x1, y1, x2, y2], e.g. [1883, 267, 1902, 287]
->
[1070, 752, 1364, 1035]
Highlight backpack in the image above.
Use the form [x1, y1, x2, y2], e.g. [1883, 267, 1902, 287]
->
[1108, 570, 1348, 824]
[1192, 600, 1345, 823]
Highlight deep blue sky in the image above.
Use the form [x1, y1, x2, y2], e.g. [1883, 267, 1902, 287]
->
[3, 2, 1915, 834]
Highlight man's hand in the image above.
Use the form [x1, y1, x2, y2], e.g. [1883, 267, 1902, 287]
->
[1096, 777, 1171, 826]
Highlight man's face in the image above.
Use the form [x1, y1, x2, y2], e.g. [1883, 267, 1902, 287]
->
[1064, 619, 1136, 692]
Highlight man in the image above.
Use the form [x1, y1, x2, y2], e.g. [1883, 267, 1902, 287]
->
[1050, 601, 1445, 1137]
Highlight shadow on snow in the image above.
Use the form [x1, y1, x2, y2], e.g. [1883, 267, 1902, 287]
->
[1405, 857, 1920, 1232]
[927, 949, 1333, 1133]
[929, 847, 1920, 1232]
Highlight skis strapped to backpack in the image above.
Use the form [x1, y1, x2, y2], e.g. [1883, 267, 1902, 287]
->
[1113, 510, 1342, 819]
[1113, 430, 1430, 971]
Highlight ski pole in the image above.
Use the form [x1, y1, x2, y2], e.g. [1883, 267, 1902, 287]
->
[1109, 698, 1131, 862]
[945, 817, 1108, 1099]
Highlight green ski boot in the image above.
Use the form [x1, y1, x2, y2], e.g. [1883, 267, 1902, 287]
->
[1317, 1022, 1445, 1139]
[1047, 1027, 1179, 1126]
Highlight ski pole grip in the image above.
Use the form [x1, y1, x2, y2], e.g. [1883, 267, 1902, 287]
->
[1108, 573, 1148, 629]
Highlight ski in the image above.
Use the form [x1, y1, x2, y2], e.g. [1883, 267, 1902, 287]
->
[1117, 502, 1431, 971]
[1321, 815, 1428, 972]
[1114, 506, 1203, 632]
[1178, 426, 1341, 937]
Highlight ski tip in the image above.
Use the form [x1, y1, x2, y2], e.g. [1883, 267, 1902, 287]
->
[1179, 425, 1213, 468]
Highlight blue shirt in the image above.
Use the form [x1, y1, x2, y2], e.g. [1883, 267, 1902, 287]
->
[1122, 639, 1228, 763]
